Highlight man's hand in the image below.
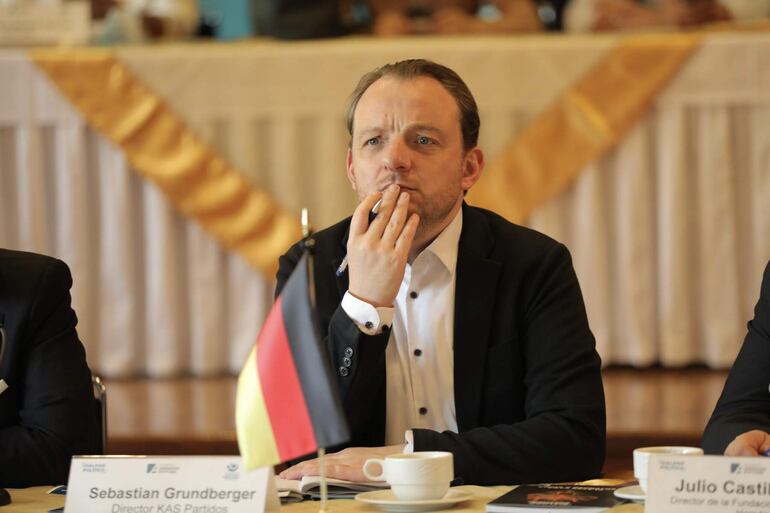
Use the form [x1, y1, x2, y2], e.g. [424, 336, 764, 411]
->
[279, 445, 404, 482]
[725, 430, 770, 456]
[347, 184, 419, 308]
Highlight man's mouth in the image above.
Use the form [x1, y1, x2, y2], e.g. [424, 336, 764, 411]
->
[381, 183, 417, 193]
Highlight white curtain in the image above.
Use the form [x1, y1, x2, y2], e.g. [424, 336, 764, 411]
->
[531, 103, 770, 367]
[0, 54, 272, 377]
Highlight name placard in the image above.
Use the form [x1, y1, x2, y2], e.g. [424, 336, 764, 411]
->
[646, 453, 770, 513]
[65, 456, 279, 513]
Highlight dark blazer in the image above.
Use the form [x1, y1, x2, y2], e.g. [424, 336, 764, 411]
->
[278, 204, 606, 485]
[703, 260, 770, 454]
[0, 249, 99, 487]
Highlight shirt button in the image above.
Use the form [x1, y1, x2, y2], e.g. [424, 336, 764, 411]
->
[409, 291, 418, 299]
[413, 349, 422, 357]
[339, 366, 349, 377]
[365, 321, 374, 329]
[419, 407, 428, 415]
[342, 357, 352, 368]
[344, 347, 354, 358]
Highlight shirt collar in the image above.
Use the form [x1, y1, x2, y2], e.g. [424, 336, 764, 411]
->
[421, 207, 462, 277]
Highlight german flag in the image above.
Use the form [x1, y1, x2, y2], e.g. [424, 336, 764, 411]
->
[236, 252, 349, 470]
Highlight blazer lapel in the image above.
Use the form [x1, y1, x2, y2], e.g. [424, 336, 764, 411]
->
[453, 205, 501, 431]
[333, 224, 351, 300]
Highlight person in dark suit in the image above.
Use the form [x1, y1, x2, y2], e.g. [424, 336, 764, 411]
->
[0, 249, 100, 487]
[277, 59, 605, 485]
[703, 261, 770, 456]
[364, 0, 543, 35]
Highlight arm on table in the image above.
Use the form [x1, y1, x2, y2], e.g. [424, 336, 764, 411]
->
[0, 258, 99, 487]
[703, 261, 770, 455]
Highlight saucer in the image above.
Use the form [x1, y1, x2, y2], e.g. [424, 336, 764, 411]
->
[614, 485, 645, 502]
[355, 489, 472, 512]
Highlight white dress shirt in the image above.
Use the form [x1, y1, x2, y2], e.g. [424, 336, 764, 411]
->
[341, 209, 462, 446]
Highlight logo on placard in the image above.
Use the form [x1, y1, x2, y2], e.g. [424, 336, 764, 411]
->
[224, 463, 240, 480]
[145, 462, 180, 475]
[81, 462, 107, 474]
[657, 458, 686, 471]
[730, 462, 766, 475]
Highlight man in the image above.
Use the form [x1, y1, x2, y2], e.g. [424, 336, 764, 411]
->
[702, 261, 770, 457]
[278, 59, 605, 485]
[0, 249, 100, 487]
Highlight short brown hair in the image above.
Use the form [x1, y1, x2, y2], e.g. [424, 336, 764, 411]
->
[346, 59, 480, 150]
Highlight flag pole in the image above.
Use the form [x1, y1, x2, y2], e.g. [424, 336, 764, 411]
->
[300, 208, 329, 513]
[318, 447, 328, 513]
[301, 208, 317, 309]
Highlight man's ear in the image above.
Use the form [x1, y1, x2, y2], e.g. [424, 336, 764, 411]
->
[346, 148, 358, 192]
[461, 147, 484, 191]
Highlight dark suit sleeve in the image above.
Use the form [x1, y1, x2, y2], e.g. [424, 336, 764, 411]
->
[0, 258, 99, 487]
[702, 261, 770, 454]
[413, 243, 605, 485]
[277, 243, 391, 447]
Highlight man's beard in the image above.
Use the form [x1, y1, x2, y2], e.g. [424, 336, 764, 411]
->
[410, 185, 463, 243]
[370, 159, 467, 242]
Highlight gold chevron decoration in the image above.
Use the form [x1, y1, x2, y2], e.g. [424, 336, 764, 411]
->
[469, 33, 700, 224]
[31, 48, 301, 278]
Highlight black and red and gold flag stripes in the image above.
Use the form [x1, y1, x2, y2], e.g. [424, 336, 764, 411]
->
[236, 253, 349, 470]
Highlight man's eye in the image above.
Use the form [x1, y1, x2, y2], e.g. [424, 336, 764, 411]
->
[417, 136, 432, 145]
[365, 137, 380, 146]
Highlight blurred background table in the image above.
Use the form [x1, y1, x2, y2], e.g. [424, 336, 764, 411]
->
[1, 31, 768, 378]
[4, 486, 63, 512]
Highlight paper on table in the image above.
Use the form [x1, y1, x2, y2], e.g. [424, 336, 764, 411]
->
[276, 476, 388, 501]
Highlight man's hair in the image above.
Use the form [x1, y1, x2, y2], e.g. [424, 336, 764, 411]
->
[346, 59, 480, 150]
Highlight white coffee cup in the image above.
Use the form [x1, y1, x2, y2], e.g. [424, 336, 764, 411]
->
[363, 451, 453, 501]
[633, 446, 703, 493]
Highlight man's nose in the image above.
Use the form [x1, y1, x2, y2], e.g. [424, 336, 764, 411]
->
[382, 137, 411, 172]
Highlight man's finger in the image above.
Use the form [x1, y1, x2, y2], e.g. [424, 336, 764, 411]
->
[350, 192, 383, 236]
[279, 459, 318, 479]
[757, 432, 770, 455]
[368, 184, 401, 239]
[380, 191, 410, 247]
[395, 213, 420, 256]
[282, 463, 319, 479]
[332, 465, 364, 482]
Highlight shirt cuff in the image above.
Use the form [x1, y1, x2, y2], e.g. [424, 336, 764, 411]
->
[403, 430, 414, 453]
[341, 291, 394, 335]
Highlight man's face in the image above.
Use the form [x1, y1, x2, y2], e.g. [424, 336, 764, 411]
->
[346, 76, 482, 242]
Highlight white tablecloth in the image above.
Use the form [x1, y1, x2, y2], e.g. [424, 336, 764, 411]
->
[0, 32, 768, 376]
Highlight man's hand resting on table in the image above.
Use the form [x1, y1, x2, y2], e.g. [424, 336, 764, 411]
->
[279, 445, 404, 482]
[725, 430, 770, 456]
